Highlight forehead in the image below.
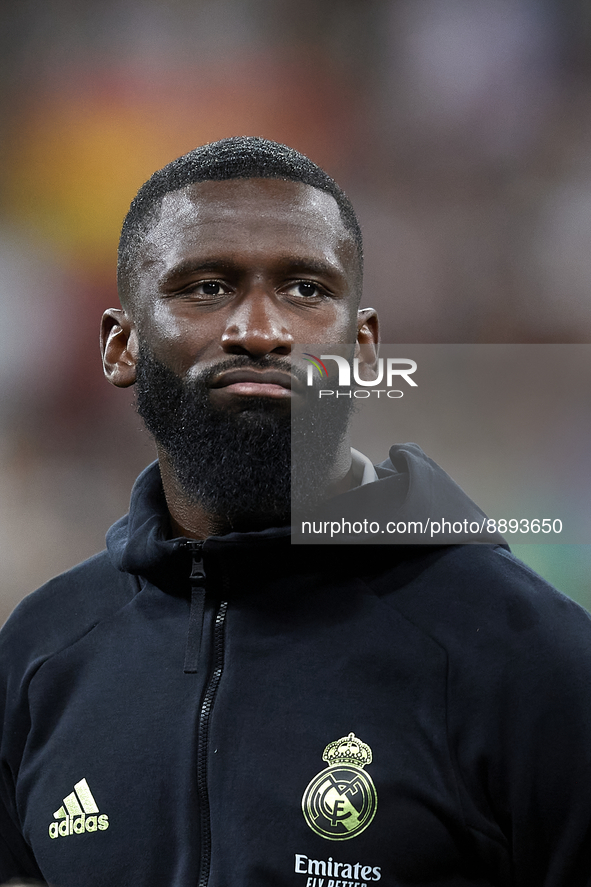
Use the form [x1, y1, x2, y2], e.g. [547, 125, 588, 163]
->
[139, 178, 357, 275]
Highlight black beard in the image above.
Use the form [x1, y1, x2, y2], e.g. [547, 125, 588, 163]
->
[134, 346, 354, 532]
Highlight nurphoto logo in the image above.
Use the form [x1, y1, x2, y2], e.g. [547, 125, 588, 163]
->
[303, 353, 417, 399]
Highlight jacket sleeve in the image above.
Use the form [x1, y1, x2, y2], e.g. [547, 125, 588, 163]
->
[448, 553, 591, 886]
[0, 620, 46, 884]
[0, 795, 44, 883]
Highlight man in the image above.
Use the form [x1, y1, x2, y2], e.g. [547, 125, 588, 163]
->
[0, 137, 590, 887]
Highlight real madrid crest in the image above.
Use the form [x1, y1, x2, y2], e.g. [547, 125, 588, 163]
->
[302, 732, 377, 841]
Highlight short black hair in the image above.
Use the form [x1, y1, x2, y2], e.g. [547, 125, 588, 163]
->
[117, 136, 363, 307]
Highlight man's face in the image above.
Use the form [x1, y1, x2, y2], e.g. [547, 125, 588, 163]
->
[131, 177, 364, 404]
[103, 177, 376, 528]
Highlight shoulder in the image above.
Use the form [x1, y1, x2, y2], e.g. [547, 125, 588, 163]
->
[0, 549, 137, 675]
[366, 543, 591, 661]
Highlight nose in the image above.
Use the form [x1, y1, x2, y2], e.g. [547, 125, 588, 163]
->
[221, 290, 293, 357]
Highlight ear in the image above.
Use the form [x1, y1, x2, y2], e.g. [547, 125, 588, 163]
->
[354, 307, 380, 380]
[100, 308, 139, 388]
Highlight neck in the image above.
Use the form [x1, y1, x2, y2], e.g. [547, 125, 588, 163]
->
[158, 453, 238, 539]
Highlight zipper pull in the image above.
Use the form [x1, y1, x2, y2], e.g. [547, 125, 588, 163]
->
[189, 553, 206, 586]
[180, 539, 206, 586]
[181, 540, 206, 675]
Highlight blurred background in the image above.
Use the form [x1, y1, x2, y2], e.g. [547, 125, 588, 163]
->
[1, 0, 590, 623]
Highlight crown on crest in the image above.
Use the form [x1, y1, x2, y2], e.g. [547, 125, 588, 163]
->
[322, 732, 372, 768]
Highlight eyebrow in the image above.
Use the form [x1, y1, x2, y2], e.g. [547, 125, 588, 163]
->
[157, 256, 346, 290]
[279, 258, 344, 279]
[158, 260, 236, 289]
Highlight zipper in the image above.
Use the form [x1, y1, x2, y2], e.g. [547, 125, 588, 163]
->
[197, 597, 228, 887]
[180, 540, 228, 887]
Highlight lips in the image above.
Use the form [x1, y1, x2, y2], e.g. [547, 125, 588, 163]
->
[210, 368, 303, 398]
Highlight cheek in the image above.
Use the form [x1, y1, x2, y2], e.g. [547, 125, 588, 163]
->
[297, 305, 358, 345]
[136, 304, 216, 374]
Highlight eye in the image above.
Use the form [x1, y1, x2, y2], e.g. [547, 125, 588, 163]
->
[284, 281, 327, 300]
[181, 280, 232, 298]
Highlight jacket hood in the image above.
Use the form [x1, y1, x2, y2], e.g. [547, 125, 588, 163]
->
[106, 443, 501, 584]
[106, 461, 292, 587]
[294, 442, 501, 545]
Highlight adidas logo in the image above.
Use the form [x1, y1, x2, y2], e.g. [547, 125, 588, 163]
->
[48, 778, 109, 839]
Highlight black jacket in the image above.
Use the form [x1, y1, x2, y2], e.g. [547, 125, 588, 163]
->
[1, 445, 591, 887]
